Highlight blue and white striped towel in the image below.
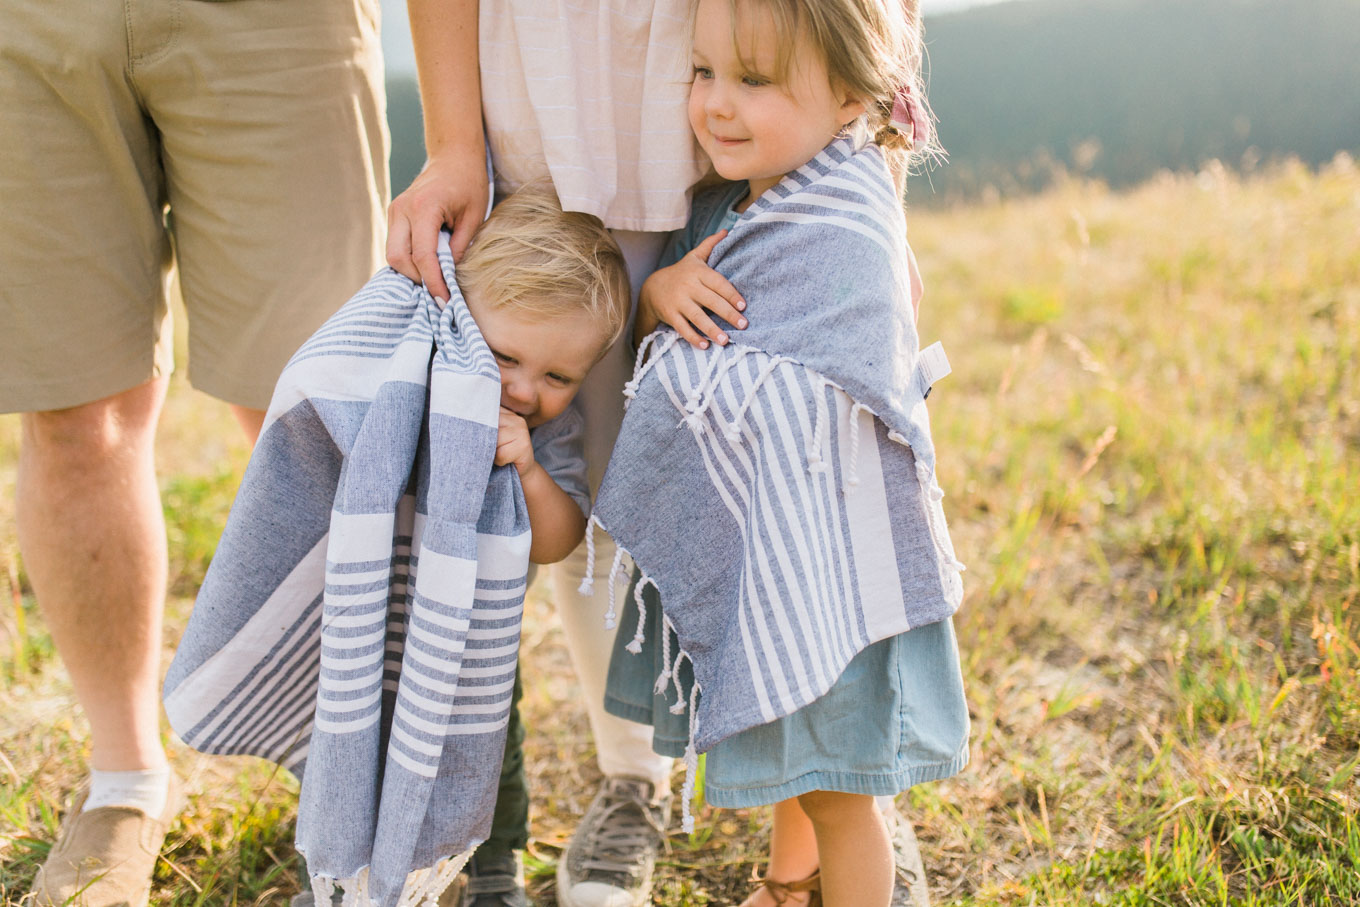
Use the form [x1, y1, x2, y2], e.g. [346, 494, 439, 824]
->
[592, 138, 965, 824]
[164, 236, 529, 907]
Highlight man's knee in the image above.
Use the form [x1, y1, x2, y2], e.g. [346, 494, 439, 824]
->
[20, 380, 165, 462]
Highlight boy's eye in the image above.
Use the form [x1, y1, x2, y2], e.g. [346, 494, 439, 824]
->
[546, 373, 573, 386]
[493, 351, 516, 365]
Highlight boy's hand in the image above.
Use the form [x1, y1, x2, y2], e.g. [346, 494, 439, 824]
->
[637, 230, 747, 349]
[495, 407, 539, 478]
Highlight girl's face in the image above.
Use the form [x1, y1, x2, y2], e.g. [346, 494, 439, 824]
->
[689, 0, 866, 204]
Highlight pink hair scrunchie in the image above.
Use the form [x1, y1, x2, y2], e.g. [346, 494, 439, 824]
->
[889, 84, 929, 147]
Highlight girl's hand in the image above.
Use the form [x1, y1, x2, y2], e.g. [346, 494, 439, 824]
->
[495, 407, 539, 478]
[637, 230, 747, 349]
[385, 148, 490, 304]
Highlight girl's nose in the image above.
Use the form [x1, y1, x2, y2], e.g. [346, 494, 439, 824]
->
[704, 83, 732, 120]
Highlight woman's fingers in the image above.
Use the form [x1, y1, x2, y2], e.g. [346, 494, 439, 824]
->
[385, 211, 418, 281]
[409, 209, 451, 302]
[448, 189, 488, 265]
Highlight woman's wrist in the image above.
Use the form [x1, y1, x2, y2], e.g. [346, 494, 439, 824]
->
[423, 129, 486, 165]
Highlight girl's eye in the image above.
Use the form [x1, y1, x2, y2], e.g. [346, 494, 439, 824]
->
[693, 66, 713, 81]
[741, 74, 769, 87]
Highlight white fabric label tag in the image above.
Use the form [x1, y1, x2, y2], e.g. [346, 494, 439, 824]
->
[918, 341, 951, 387]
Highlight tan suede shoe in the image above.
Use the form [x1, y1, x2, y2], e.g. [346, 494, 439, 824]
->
[30, 774, 184, 907]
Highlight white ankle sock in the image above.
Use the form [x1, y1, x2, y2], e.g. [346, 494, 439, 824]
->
[83, 767, 171, 816]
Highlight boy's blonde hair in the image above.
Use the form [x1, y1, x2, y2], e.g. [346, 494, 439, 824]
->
[720, 0, 939, 190]
[457, 182, 631, 351]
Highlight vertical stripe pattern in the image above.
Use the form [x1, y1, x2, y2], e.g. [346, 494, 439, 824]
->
[594, 138, 965, 754]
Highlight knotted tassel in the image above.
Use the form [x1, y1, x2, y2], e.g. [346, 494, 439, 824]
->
[654, 618, 674, 696]
[845, 401, 866, 488]
[603, 546, 626, 630]
[626, 332, 682, 410]
[668, 651, 690, 715]
[684, 345, 723, 414]
[726, 355, 784, 441]
[680, 682, 702, 834]
[808, 378, 830, 472]
[625, 575, 651, 655]
[577, 515, 598, 596]
[623, 333, 658, 403]
[915, 459, 967, 573]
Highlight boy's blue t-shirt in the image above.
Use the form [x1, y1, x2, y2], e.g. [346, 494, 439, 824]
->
[529, 401, 590, 518]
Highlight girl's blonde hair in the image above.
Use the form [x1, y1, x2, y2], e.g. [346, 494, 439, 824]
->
[457, 182, 631, 351]
[724, 0, 939, 190]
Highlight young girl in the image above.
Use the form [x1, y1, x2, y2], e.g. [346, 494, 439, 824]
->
[591, 1, 969, 905]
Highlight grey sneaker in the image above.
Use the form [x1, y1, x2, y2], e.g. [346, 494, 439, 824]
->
[439, 850, 528, 907]
[883, 804, 930, 907]
[556, 776, 669, 907]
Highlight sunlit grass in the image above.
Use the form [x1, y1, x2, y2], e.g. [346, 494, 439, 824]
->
[2, 154, 1357, 904]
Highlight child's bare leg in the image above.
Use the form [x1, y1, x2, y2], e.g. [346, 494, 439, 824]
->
[797, 790, 892, 907]
[740, 798, 820, 907]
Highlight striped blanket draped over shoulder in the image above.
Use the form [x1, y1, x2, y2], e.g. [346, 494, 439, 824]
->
[163, 235, 529, 907]
[593, 138, 966, 815]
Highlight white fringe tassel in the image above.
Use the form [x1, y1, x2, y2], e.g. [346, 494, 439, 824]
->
[625, 574, 653, 655]
[604, 546, 626, 630]
[726, 355, 784, 441]
[808, 378, 829, 472]
[654, 616, 674, 696]
[914, 459, 967, 573]
[626, 331, 682, 411]
[307, 850, 473, 907]
[845, 402, 866, 488]
[680, 681, 702, 834]
[668, 650, 690, 715]
[577, 515, 599, 596]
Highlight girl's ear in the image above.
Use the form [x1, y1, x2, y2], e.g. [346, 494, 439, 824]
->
[838, 92, 867, 128]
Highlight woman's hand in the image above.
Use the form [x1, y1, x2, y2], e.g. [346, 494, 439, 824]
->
[636, 230, 747, 348]
[385, 148, 490, 304]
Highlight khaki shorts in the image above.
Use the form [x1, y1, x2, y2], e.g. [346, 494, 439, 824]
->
[0, 0, 390, 413]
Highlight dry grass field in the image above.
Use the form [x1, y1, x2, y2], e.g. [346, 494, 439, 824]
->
[2, 155, 1358, 905]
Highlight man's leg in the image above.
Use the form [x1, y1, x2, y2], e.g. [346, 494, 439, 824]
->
[229, 405, 266, 446]
[20, 378, 188, 906]
[17, 377, 170, 774]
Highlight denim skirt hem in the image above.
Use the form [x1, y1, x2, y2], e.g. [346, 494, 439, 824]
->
[704, 743, 970, 808]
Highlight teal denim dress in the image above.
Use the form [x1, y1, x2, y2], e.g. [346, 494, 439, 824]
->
[603, 570, 970, 807]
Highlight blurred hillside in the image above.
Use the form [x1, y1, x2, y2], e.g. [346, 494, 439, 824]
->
[920, 0, 1360, 201]
[382, 0, 1360, 202]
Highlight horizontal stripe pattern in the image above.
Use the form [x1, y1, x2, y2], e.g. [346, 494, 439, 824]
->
[164, 238, 531, 907]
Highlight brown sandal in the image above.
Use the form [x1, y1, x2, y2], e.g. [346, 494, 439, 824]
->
[751, 868, 822, 906]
